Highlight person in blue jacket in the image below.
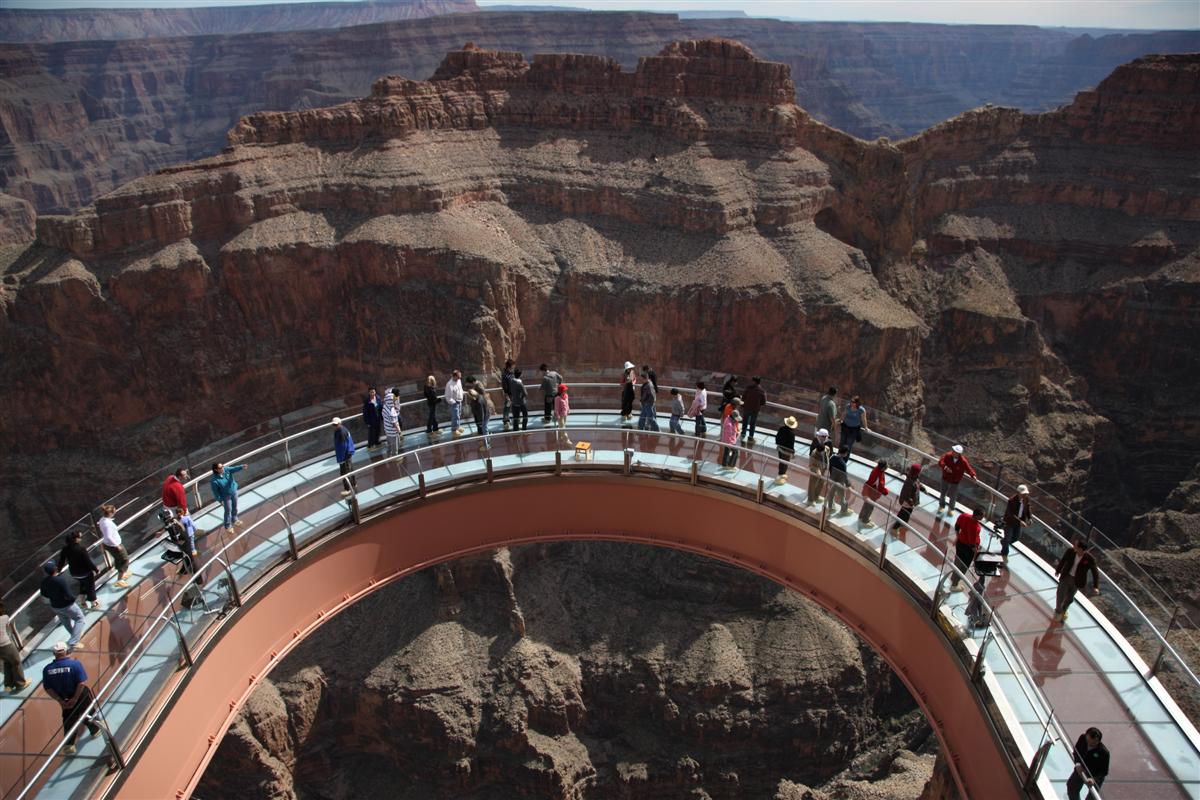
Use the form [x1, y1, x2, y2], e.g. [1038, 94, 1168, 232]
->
[333, 417, 357, 496]
[362, 387, 383, 449]
[210, 462, 247, 532]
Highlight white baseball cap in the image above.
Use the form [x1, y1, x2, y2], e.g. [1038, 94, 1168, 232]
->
[332, 416, 342, 426]
[952, 444, 964, 454]
[816, 428, 829, 438]
[1017, 484, 1030, 494]
[52, 641, 69, 655]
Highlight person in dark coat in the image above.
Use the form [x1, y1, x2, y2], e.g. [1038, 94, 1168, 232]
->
[333, 417, 357, 496]
[362, 387, 383, 449]
[1067, 727, 1109, 800]
[892, 463, 922, 536]
[741, 376, 767, 443]
[774, 415, 798, 481]
[1001, 484, 1033, 562]
[423, 375, 441, 435]
[58, 531, 100, 610]
[1054, 539, 1100, 622]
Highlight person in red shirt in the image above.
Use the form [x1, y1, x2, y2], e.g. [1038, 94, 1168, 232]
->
[950, 507, 983, 591]
[859, 459, 890, 529]
[936, 444, 977, 516]
[161, 468, 189, 514]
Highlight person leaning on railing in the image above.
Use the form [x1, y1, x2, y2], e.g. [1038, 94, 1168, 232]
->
[1067, 727, 1109, 800]
[210, 462, 247, 532]
[161, 467, 189, 515]
[1001, 484, 1033, 564]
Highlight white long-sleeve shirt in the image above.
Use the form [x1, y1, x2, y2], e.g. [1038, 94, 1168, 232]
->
[99, 516, 122, 548]
[444, 378, 463, 405]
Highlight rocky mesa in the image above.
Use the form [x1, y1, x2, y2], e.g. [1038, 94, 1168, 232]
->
[1, 40, 1198, 598]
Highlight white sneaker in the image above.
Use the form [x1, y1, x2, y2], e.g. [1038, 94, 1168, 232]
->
[340, 489, 352, 497]
[950, 584, 965, 593]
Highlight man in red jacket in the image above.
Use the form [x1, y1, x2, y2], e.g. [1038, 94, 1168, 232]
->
[161, 468, 189, 514]
[950, 508, 983, 591]
[936, 444, 977, 516]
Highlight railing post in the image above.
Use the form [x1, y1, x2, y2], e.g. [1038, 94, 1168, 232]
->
[348, 492, 361, 525]
[277, 509, 298, 561]
[994, 463, 1004, 492]
[1085, 523, 1094, 550]
[623, 448, 633, 475]
[192, 482, 203, 511]
[284, 439, 293, 469]
[755, 476, 764, 503]
[690, 460, 699, 486]
[93, 700, 126, 772]
[486, 457, 494, 483]
[166, 597, 194, 668]
[878, 529, 890, 569]
[1150, 605, 1182, 677]
[555, 450, 562, 476]
[220, 559, 242, 608]
[931, 547, 950, 618]
[418, 472, 427, 498]
[971, 631, 991, 683]
[1023, 728, 1053, 791]
[819, 500, 830, 532]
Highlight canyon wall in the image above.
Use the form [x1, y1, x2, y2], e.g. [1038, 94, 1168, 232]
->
[196, 542, 939, 799]
[0, 41, 1197, 592]
[0, 0, 477, 43]
[2, 11, 1196, 240]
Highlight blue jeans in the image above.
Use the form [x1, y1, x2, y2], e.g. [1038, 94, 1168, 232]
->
[449, 402, 461, 431]
[221, 493, 238, 528]
[179, 514, 197, 552]
[742, 410, 759, 440]
[54, 603, 86, 647]
[669, 415, 684, 434]
[638, 401, 659, 431]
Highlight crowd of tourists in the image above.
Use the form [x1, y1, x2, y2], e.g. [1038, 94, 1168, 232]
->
[13, 361, 1111, 789]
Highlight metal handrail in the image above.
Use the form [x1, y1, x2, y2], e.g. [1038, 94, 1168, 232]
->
[15, 424, 1089, 799]
[7, 373, 1194, 704]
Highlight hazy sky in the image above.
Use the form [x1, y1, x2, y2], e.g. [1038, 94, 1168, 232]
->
[4, 0, 1198, 30]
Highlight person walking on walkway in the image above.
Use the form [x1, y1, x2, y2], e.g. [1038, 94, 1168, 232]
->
[840, 395, 869, 454]
[669, 388, 685, 434]
[58, 531, 101, 610]
[1054, 539, 1100, 622]
[554, 383, 572, 448]
[828, 446, 852, 516]
[362, 387, 383, 449]
[720, 410, 741, 468]
[42, 642, 104, 756]
[210, 462, 246, 532]
[1067, 727, 1109, 800]
[620, 362, 637, 423]
[892, 464, 922, 537]
[1, 601, 29, 692]
[816, 387, 838, 437]
[642, 364, 659, 391]
[688, 381, 708, 437]
[332, 417, 357, 496]
[936, 444, 977, 515]
[510, 368, 529, 431]
[1001, 484, 1032, 563]
[97, 504, 131, 587]
[501, 358, 515, 431]
[424, 375, 441, 436]
[859, 459, 890, 528]
[445, 370, 465, 437]
[40, 562, 85, 649]
[741, 376, 767, 443]
[382, 387, 403, 457]
[540, 364, 562, 423]
[950, 508, 983, 591]
[638, 372, 659, 431]
[774, 415, 798, 482]
[806, 429, 833, 505]
[161, 468, 189, 515]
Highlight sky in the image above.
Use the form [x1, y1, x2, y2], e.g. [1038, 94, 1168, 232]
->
[4, 0, 1198, 30]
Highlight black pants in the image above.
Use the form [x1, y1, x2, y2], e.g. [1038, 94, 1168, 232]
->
[339, 457, 357, 491]
[952, 542, 976, 586]
[621, 389, 634, 417]
[366, 422, 382, 447]
[722, 446, 738, 467]
[777, 448, 792, 475]
[512, 403, 528, 430]
[72, 572, 97, 603]
[1067, 771, 1102, 800]
[893, 504, 914, 531]
[63, 686, 101, 748]
[1002, 521, 1022, 558]
[694, 414, 706, 437]
[544, 396, 555, 421]
[742, 410, 759, 439]
[840, 423, 862, 453]
[426, 405, 439, 433]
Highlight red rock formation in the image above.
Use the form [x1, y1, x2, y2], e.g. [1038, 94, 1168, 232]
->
[0, 0, 477, 43]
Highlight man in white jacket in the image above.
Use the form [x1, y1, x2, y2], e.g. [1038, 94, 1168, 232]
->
[444, 370, 465, 437]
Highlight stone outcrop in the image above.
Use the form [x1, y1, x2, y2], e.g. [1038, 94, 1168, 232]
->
[1, 43, 1198, 590]
[0, 0, 476, 43]
[196, 542, 937, 799]
[2, 11, 1196, 241]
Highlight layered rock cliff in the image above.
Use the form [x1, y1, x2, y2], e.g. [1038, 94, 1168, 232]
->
[1, 42, 1198, 593]
[0, 0, 477, 43]
[196, 542, 939, 799]
[2, 11, 1196, 241]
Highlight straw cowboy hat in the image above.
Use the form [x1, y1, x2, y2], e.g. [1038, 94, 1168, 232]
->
[784, 416, 799, 429]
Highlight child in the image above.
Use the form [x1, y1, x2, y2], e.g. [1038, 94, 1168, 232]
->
[554, 383, 572, 448]
[669, 388, 685, 434]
